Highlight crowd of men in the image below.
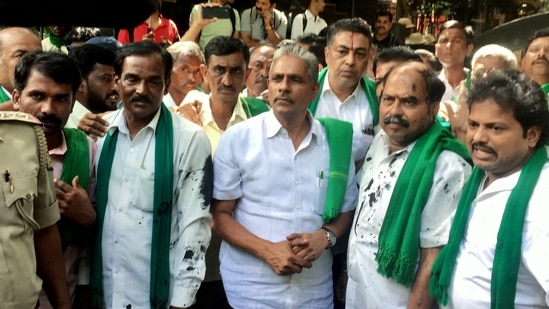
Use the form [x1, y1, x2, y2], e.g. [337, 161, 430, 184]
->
[1, 1, 549, 308]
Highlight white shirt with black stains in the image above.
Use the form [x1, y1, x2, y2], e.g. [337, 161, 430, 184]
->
[346, 129, 471, 308]
[96, 108, 213, 309]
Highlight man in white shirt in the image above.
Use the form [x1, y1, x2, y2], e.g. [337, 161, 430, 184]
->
[164, 41, 205, 110]
[430, 69, 549, 308]
[290, 0, 327, 39]
[66, 43, 119, 128]
[212, 44, 357, 308]
[310, 18, 379, 167]
[309, 18, 379, 307]
[435, 20, 473, 106]
[346, 62, 471, 308]
[90, 41, 213, 309]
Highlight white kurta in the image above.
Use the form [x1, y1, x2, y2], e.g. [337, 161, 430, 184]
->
[96, 108, 213, 309]
[447, 160, 549, 308]
[213, 110, 358, 309]
[346, 130, 471, 308]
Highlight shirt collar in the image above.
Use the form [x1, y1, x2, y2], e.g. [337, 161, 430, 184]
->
[48, 130, 68, 156]
[162, 93, 177, 109]
[322, 72, 362, 102]
[304, 9, 317, 22]
[380, 129, 416, 156]
[200, 95, 249, 128]
[108, 106, 162, 136]
[265, 110, 322, 146]
[438, 67, 470, 83]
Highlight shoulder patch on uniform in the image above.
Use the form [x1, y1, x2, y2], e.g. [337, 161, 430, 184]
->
[0, 112, 41, 124]
[46, 154, 53, 171]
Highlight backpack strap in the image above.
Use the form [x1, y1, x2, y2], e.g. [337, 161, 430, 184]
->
[250, 7, 257, 24]
[229, 7, 236, 37]
[273, 10, 281, 29]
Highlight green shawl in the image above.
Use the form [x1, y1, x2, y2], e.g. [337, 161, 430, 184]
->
[308, 67, 379, 126]
[58, 128, 90, 251]
[376, 121, 470, 286]
[91, 105, 174, 309]
[430, 146, 547, 308]
[316, 118, 353, 223]
[241, 96, 270, 118]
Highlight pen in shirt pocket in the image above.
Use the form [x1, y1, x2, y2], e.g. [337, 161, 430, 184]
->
[318, 170, 323, 187]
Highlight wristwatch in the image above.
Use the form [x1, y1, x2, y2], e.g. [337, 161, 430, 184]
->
[265, 25, 273, 32]
[321, 226, 336, 249]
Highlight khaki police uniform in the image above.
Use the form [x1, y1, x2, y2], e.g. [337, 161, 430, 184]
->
[0, 112, 60, 309]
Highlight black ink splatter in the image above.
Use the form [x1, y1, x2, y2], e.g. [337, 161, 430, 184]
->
[184, 250, 194, 259]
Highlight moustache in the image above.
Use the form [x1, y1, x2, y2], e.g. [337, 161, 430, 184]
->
[37, 114, 62, 126]
[217, 85, 236, 92]
[532, 56, 549, 65]
[273, 94, 294, 104]
[130, 95, 153, 104]
[254, 76, 268, 84]
[383, 116, 409, 128]
[471, 142, 496, 155]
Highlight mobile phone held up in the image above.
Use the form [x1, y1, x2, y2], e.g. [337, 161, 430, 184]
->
[202, 6, 231, 19]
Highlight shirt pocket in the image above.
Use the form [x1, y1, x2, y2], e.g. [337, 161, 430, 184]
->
[132, 167, 155, 212]
[3, 174, 40, 231]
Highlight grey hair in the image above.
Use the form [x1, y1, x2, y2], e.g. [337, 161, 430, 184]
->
[166, 41, 205, 64]
[271, 43, 319, 85]
[471, 44, 517, 69]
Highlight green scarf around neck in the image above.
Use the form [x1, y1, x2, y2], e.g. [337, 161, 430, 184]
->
[47, 27, 66, 48]
[376, 121, 471, 286]
[309, 67, 379, 126]
[0, 87, 10, 103]
[316, 117, 353, 223]
[91, 105, 174, 309]
[430, 146, 547, 308]
[57, 128, 90, 251]
[541, 83, 549, 95]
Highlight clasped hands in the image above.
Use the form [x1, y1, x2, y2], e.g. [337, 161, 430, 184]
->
[263, 230, 328, 276]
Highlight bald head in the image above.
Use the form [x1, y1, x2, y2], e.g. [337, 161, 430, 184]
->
[0, 27, 42, 93]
